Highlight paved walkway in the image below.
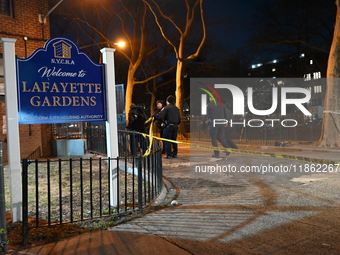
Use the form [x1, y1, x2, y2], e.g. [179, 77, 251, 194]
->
[11, 143, 340, 254]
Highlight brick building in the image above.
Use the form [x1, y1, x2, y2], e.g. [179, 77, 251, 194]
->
[0, 0, 53, 160]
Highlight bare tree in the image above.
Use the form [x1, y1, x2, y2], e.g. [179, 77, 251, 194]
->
[319, 1, 340, 147]
[137, 28, 176, 114]
[143, 0, 207, 114]
[56, 0, 175, 119]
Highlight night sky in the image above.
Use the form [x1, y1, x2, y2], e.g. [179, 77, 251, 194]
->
[205, 0, 336, 59]
[205, 0, 258, 53]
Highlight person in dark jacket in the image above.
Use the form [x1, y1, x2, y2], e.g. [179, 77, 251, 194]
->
[206, 97, 231, 158]
[154, 100, 166, 153]
[126, 104, 146, 133]
[126, 104, 147, 155]
[224, 103, 238, 149]
[153, 95, 181, 159]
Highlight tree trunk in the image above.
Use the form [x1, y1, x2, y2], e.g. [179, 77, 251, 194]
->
[175, 59, 184, 113]
[176, 59, 188, 138]
[125, 69, 135, 121]
[319, 0, 340, 147]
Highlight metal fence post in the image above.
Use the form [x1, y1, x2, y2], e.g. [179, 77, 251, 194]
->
[0, 141, 8, 252]
[137, 156, 143, 211]
[22, 159, 29, 245]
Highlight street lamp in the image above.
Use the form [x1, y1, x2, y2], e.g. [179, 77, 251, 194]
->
[38, 0, 64, 39]
[114, 41, 126, 48]
[38, 0, 64, 24]
[80, 41, 126, 49]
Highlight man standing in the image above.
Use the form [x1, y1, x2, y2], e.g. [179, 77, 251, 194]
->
[206, 97, 231, 158]
[153, 95, 181, 159]
[154, 100, 166, 153]
[126, 104, 147, 156]
[224, 103, 238, 149]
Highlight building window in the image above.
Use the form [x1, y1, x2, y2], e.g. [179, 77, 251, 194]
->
[313, 71, 321, 79]
[0, 0, 13, 17]
[0, 55, 4, 95]
[52, 123, 86, 139]
[304, 73, 311, 81]
[314, 85, 322, 93]
[311, 99, 323, 106]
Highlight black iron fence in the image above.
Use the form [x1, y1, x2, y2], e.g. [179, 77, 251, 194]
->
[0, 141, 8, 253]
[21, 131, 162, 245]
[85, 116, 321, 152]
[188, 115, 322, 145]
[86, 128, 152, 157]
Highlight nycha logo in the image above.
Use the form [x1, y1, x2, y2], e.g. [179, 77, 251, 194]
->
[199, 82, 312, 128]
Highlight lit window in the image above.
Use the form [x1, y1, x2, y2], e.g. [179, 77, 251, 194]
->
[314, 85, 322, 93]
[310, 60, 313, 65]
[313, 71, 321, 79]
[304, 73, 311, 81]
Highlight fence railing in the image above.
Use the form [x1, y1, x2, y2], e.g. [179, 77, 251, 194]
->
[187, 115, 322, 144]
[21, 131, 163, 245]
[86, 128, 158, 157]
[85, 115, 322, 148]
[0, 141, 8, 253]
[27, 147, 41, 160]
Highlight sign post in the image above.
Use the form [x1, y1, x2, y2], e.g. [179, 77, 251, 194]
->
[1, 38, 22, 222]
[101, 48, 119, 207]
[1, 37, 115, 222]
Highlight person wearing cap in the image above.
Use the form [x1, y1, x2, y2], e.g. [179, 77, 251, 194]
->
[153, 95, 181, 159]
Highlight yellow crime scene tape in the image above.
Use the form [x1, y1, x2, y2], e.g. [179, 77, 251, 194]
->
[143, 117, 340, 165]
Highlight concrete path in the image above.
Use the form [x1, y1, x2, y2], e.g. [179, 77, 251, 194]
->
[13, 143, 340, 254]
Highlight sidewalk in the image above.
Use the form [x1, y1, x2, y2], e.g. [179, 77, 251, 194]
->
[10, 143, 340, 254]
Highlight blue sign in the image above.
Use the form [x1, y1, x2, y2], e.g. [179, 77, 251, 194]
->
[16, 37, 106, 124]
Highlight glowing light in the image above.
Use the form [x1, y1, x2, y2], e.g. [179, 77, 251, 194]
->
[115, 41, 126, 48]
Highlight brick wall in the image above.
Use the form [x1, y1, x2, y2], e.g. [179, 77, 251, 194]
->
[0, 0, 50, 56]
[0, 0, 52, 160]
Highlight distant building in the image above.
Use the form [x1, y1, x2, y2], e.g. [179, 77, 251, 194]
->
[248, 53, 327, 119]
